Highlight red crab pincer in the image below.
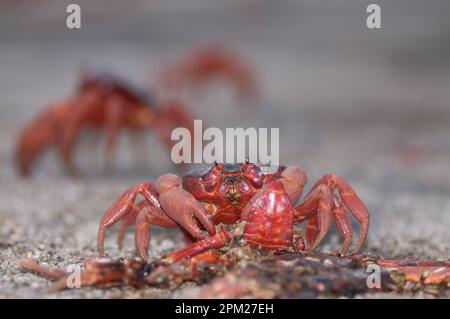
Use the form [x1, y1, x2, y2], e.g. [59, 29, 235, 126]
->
[98, 161, 370, 263]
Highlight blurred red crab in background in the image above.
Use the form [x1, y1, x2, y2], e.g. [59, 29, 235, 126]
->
[15, 45, 260, 177]
[15, 70, 195, 177]
[157, 44, 259, 103]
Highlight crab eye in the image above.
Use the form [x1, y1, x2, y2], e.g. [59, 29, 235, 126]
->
[201, 164, 223, 191]
[241, 162, 263, 188]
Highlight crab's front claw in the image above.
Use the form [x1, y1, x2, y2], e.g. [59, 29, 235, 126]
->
[156, 174, 216, 240]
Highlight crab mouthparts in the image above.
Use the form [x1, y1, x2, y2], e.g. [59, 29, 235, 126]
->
[227, 187, 241, 201]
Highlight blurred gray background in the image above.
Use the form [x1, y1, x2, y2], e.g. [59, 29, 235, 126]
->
[0, 0, 449, 298]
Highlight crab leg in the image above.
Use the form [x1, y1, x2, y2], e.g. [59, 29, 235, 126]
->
[103, 94, 126, 171]
[98, 181, 160, 256]
[116, 202, 141, 250]
[311, 174, 369, 254]
[18, 258, 149, 291]
[134, 205, 178, 262]
[162, 231, 231, 264]
[375, 259, 450, 285]
[15, 100, 71, 176]
[304, 195, 354, 255]
[305, 215, 319, 247]
[59, 90, 99, 175]
[116, 199, 180, 253]
[16, 259, 98, 292]
[16, 259, 67, 279]
[294, 184, 333, 251]
[331, 196, 353, 255]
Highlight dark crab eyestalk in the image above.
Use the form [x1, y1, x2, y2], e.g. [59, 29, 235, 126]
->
[241, 160, 263, 188]
[183, 162, 223, 194]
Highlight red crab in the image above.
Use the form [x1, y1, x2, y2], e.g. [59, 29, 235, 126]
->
[18, 164, 450, 291]
[157, 44, 259, 102]
[15, 70, 194, 176]
[98, 162, 370, 263]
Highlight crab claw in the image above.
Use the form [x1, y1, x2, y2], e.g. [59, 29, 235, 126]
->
[156, 174, 216, 239]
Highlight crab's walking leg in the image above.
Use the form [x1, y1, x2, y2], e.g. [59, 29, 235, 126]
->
[299, 174, 369, 255]
[116, 201, 144, 250]
[312, 174, 369, 254]
[331, 196, 353, 255]
[16, 106, 56, 176]
[17, 259, 95, 292]
[134, 205, 178, 262]
[303, 195, 354, 255]
[116, 200, 177, 250]
[18, 258, 149, 291]
[305, 215, 319, 247]
[103, 94, 126, 171]
[15, 100, 74, 176]
[17, 259, 67, 279]
[59, 90, 99, 175]
[374, 259, 450, 285]
[98, 181, 159, 256]
[162, 231, 231, 264]
[294, 184, 333, 251]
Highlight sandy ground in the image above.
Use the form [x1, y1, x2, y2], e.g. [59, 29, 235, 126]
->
[0, 0, 450, 298]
